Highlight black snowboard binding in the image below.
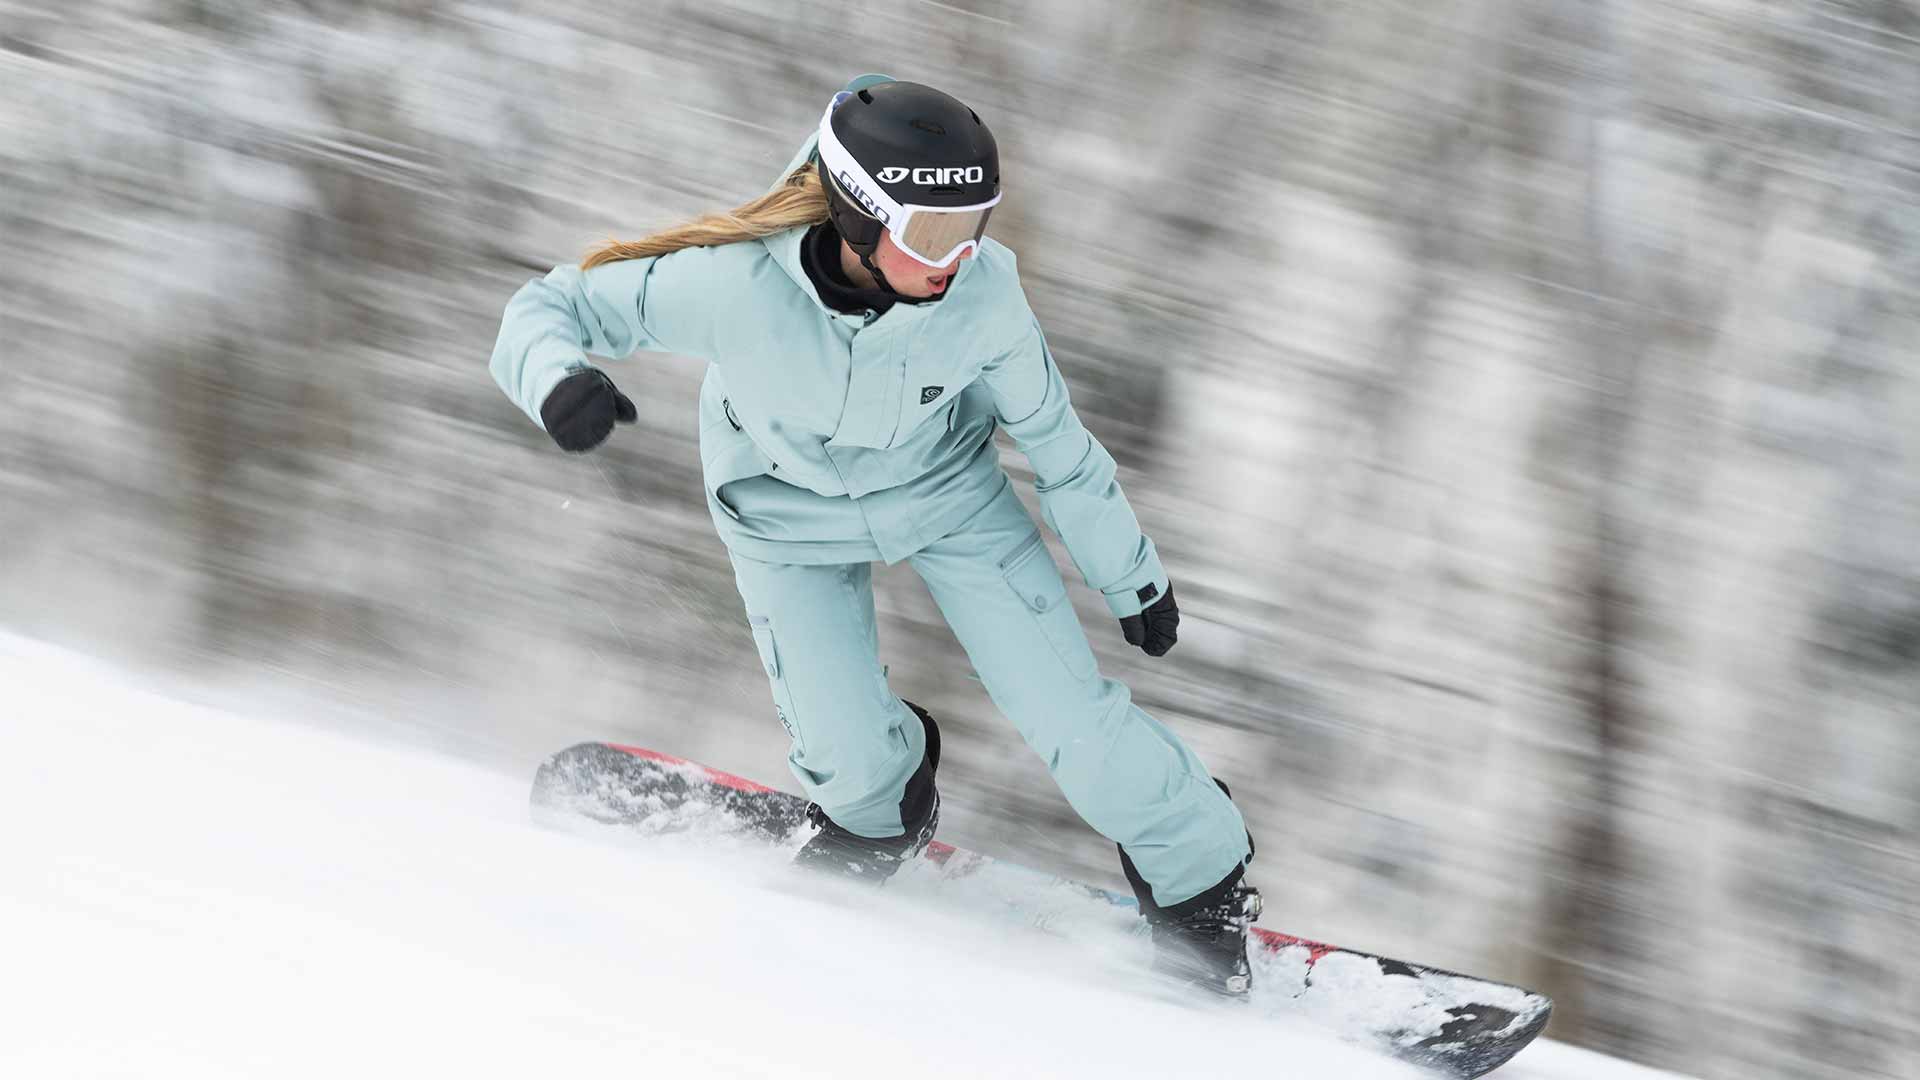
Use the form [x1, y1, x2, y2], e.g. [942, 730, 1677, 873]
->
[1130, 861, 1262, 997]
[793, 700, 941, 882]
[1118, 779, 1261, 997]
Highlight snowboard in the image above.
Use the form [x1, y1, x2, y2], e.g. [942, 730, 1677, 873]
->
[530, 741, 1553, 1078]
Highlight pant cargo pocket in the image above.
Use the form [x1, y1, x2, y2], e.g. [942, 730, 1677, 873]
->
[999, 533, 1099, 683]
[748, 615, 803, 748]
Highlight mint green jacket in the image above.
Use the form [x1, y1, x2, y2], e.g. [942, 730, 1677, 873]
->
[489, 111, 1168, 619]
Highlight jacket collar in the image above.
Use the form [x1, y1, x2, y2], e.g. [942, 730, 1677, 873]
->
[759, 132, 834, 314]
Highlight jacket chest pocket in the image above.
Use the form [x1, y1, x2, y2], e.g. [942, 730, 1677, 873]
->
[894, 349, 982, 445]
[829, 322, 981, 449]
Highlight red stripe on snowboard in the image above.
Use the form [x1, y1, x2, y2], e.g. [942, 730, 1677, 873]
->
[1254, 928, 1335, 963]
[604, 744, 781, 795]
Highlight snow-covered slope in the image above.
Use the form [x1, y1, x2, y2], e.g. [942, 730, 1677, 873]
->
[0, 632, 1682, 1080]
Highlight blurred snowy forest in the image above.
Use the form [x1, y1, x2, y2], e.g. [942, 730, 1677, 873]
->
[1, 2, 1916, 1076]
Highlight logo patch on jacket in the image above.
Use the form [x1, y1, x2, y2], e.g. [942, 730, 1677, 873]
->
[920, 385, 945, 405]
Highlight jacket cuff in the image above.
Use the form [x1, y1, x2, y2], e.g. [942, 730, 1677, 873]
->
[526, 343, 590, 430]
[1101, 546, 1169, 620]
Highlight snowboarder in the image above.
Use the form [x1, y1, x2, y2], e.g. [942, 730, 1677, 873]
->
[490, 75, 1259, 995]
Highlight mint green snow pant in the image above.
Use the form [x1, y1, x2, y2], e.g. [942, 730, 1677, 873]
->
[727, 482, 1251, 908]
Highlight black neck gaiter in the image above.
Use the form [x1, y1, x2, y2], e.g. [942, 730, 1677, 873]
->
[801, 221, 948, 317]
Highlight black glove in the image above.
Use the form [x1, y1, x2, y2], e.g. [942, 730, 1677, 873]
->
[1119, 581, 1179, 657]
[540, 368, 636, 452]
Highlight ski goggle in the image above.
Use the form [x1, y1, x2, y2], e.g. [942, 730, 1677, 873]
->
[817, 91, 1000, 268]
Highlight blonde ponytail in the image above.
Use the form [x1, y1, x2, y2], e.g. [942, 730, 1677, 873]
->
[581, 162, 829, 269]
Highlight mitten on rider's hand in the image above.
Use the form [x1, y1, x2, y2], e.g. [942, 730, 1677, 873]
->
[1120, 582, 1180, 657]
[540, 368, 636, 453]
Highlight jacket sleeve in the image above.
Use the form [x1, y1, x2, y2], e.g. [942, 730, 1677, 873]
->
[489, 254, 710, 429]
[983, 317, 1170, 620]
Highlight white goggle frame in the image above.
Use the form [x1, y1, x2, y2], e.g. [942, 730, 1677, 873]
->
[817, 91, 1001, 269]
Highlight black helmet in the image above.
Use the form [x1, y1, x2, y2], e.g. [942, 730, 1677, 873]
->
[815, 81, 1000, 287]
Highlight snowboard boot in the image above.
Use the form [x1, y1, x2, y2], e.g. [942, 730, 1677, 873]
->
[1118, 779, 1260, 997]
[793, 700, 941, 882]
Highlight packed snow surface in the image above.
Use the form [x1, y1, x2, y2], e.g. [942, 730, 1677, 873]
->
[0, 632, 1685, 1079]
